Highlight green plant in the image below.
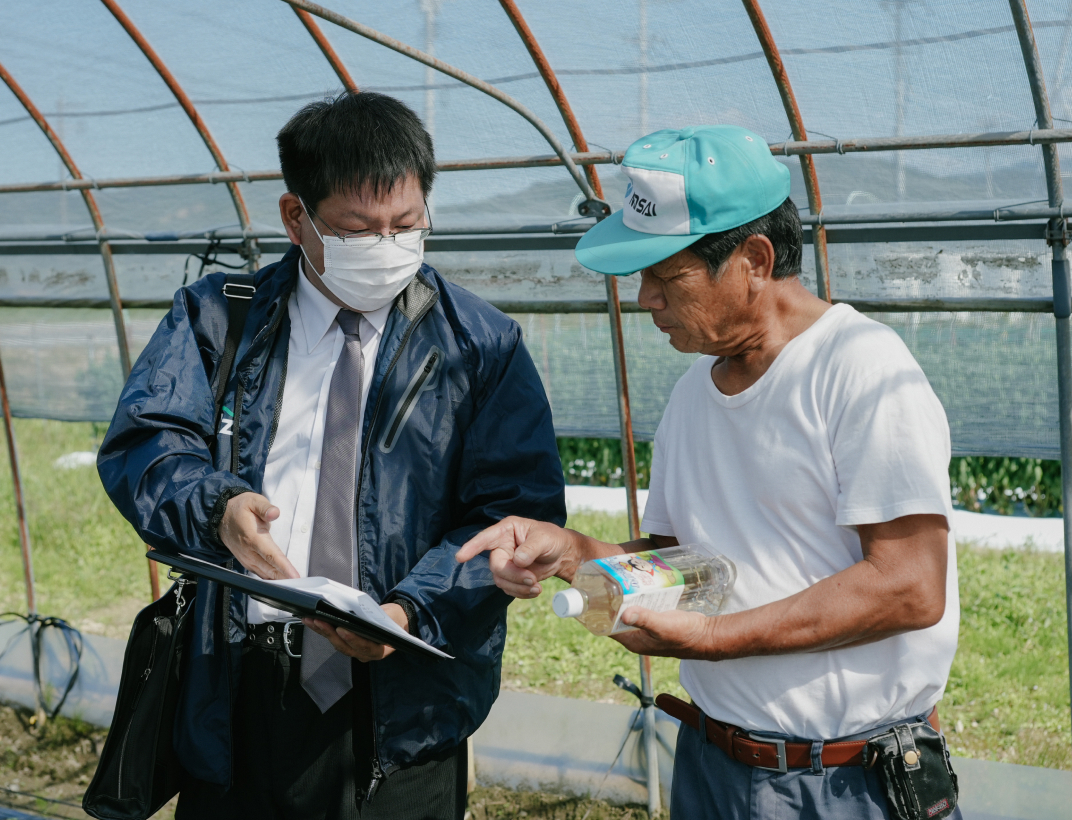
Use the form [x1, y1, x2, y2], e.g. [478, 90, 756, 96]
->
[558, 440, 1064, 519]
[557, 437, 653, 489]
[950, 457, 1062, 517]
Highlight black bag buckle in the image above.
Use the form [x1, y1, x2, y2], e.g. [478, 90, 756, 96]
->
[222, 282, 256, 300]
[747, 733, 788, 773]
[283, 619, 302, 658]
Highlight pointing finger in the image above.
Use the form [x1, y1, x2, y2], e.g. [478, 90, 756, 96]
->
[456, 518, 525, 563]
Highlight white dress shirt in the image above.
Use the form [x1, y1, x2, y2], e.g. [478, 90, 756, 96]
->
[247, 263, 391, 624]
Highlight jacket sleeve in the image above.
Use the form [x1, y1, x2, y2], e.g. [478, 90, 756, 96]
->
[387, 326, 566, 651]
[96, 287, 252, 560]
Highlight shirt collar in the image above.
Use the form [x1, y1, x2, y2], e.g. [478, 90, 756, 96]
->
[296, 260, 392, 351]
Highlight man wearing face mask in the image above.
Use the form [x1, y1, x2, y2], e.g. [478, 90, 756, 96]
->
[97, 91, 565, 819]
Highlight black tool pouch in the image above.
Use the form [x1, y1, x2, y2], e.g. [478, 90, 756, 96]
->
[866, 721, 959, 820]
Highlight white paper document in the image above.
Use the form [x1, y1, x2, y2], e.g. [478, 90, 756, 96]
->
[264, 576, 453, 659]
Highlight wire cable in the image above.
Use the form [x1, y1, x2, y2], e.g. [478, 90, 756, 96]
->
[182, 237, 247, 285]
[0, 784, 84, 809]
[0, 613, 83, 721]
[0, 784, 85, 819]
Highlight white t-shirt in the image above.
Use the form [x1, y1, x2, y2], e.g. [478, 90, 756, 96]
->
[641, 304, 959, 740]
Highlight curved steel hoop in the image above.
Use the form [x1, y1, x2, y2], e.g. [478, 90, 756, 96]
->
[281, 0, 598, 203]
[740, 0, 831, 302]
[1009, 0, 1063, 207]
[291, 5, 359, 92]
[0, 60, 133, 377]
[99, 0, 254, 246]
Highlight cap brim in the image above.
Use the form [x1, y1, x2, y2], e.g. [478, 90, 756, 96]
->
[574, 210, 701, 275]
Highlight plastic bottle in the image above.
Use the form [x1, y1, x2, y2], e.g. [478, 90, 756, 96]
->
[551, 544, 736, 636]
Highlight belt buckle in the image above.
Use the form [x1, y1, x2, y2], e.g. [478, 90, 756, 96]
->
[747, 733, 788, 773]
[283, 619, 302, 658]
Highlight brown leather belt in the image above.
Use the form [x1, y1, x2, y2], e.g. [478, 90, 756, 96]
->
[655, 693, 939, 773]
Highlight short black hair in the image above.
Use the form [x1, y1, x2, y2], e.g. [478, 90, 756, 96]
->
[687, 197, 802, 280]
[277, 91, 436, 210]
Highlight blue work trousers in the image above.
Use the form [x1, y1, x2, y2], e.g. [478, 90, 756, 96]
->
[670, 719, 964, 820]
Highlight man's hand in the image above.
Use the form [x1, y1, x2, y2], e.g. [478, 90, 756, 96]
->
[218, 492, 300, 580]
[455, 516, 588, 598]
[302, 603, 409, 662]
[612, 607, 721, 660]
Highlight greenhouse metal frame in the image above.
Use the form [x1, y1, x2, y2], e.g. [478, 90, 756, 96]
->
[0, 0, 1071, 811]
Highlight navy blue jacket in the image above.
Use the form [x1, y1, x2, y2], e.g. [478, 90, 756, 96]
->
[98, 246, 565, 786]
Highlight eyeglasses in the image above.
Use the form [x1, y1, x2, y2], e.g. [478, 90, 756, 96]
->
[309, 204, 433, 245]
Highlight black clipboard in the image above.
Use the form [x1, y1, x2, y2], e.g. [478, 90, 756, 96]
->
[148, 551, 451, 661]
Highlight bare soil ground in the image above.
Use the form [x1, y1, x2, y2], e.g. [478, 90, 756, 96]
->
[0, 703, 110, 819]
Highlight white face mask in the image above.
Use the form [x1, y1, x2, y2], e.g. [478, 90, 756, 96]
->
[298, 200, 425, 312]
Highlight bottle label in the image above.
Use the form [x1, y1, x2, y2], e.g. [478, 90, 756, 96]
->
[593, 550, 687, 634]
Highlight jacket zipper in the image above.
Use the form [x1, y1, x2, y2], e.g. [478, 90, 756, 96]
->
[117, 616, 162, 799]
[222, 558, 235, 787]
[378, 348, 441, 454]
[357, 291, 440, 801]
[228, 293, 288, 476]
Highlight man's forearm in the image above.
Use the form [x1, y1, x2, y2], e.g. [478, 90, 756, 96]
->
[696, 556, 946, 661]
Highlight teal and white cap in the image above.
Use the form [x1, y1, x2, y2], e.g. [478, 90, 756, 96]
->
[575, 125, 791, 276]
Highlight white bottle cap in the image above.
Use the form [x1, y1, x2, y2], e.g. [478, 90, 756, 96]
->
[552, 588, 585, 618]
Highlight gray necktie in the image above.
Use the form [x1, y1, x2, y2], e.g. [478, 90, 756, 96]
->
[301, 309, 364, 713]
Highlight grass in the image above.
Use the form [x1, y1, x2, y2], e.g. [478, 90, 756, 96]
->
[0, 420, 151, 639]
[943, 546, 1071, 769]
[0, 420, 1069, 774]
[468, 785, 643, 819]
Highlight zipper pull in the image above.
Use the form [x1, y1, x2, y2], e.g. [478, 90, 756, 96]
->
[365, 770, 384, 804]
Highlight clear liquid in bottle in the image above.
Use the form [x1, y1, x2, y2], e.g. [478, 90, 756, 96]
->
[551, 544, 736, 636]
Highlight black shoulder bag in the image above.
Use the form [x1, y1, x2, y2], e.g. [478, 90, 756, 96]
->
[83, 272, 256, 820]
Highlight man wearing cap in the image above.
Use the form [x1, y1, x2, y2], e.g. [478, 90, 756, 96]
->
[458, 126, 960, 819]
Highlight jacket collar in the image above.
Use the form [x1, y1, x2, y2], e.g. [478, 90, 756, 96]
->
[250, 245, 302, 339]
[396, 263, 440, 320]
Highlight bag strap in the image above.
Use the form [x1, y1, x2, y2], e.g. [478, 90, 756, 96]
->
[213, 272, 257, 431]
